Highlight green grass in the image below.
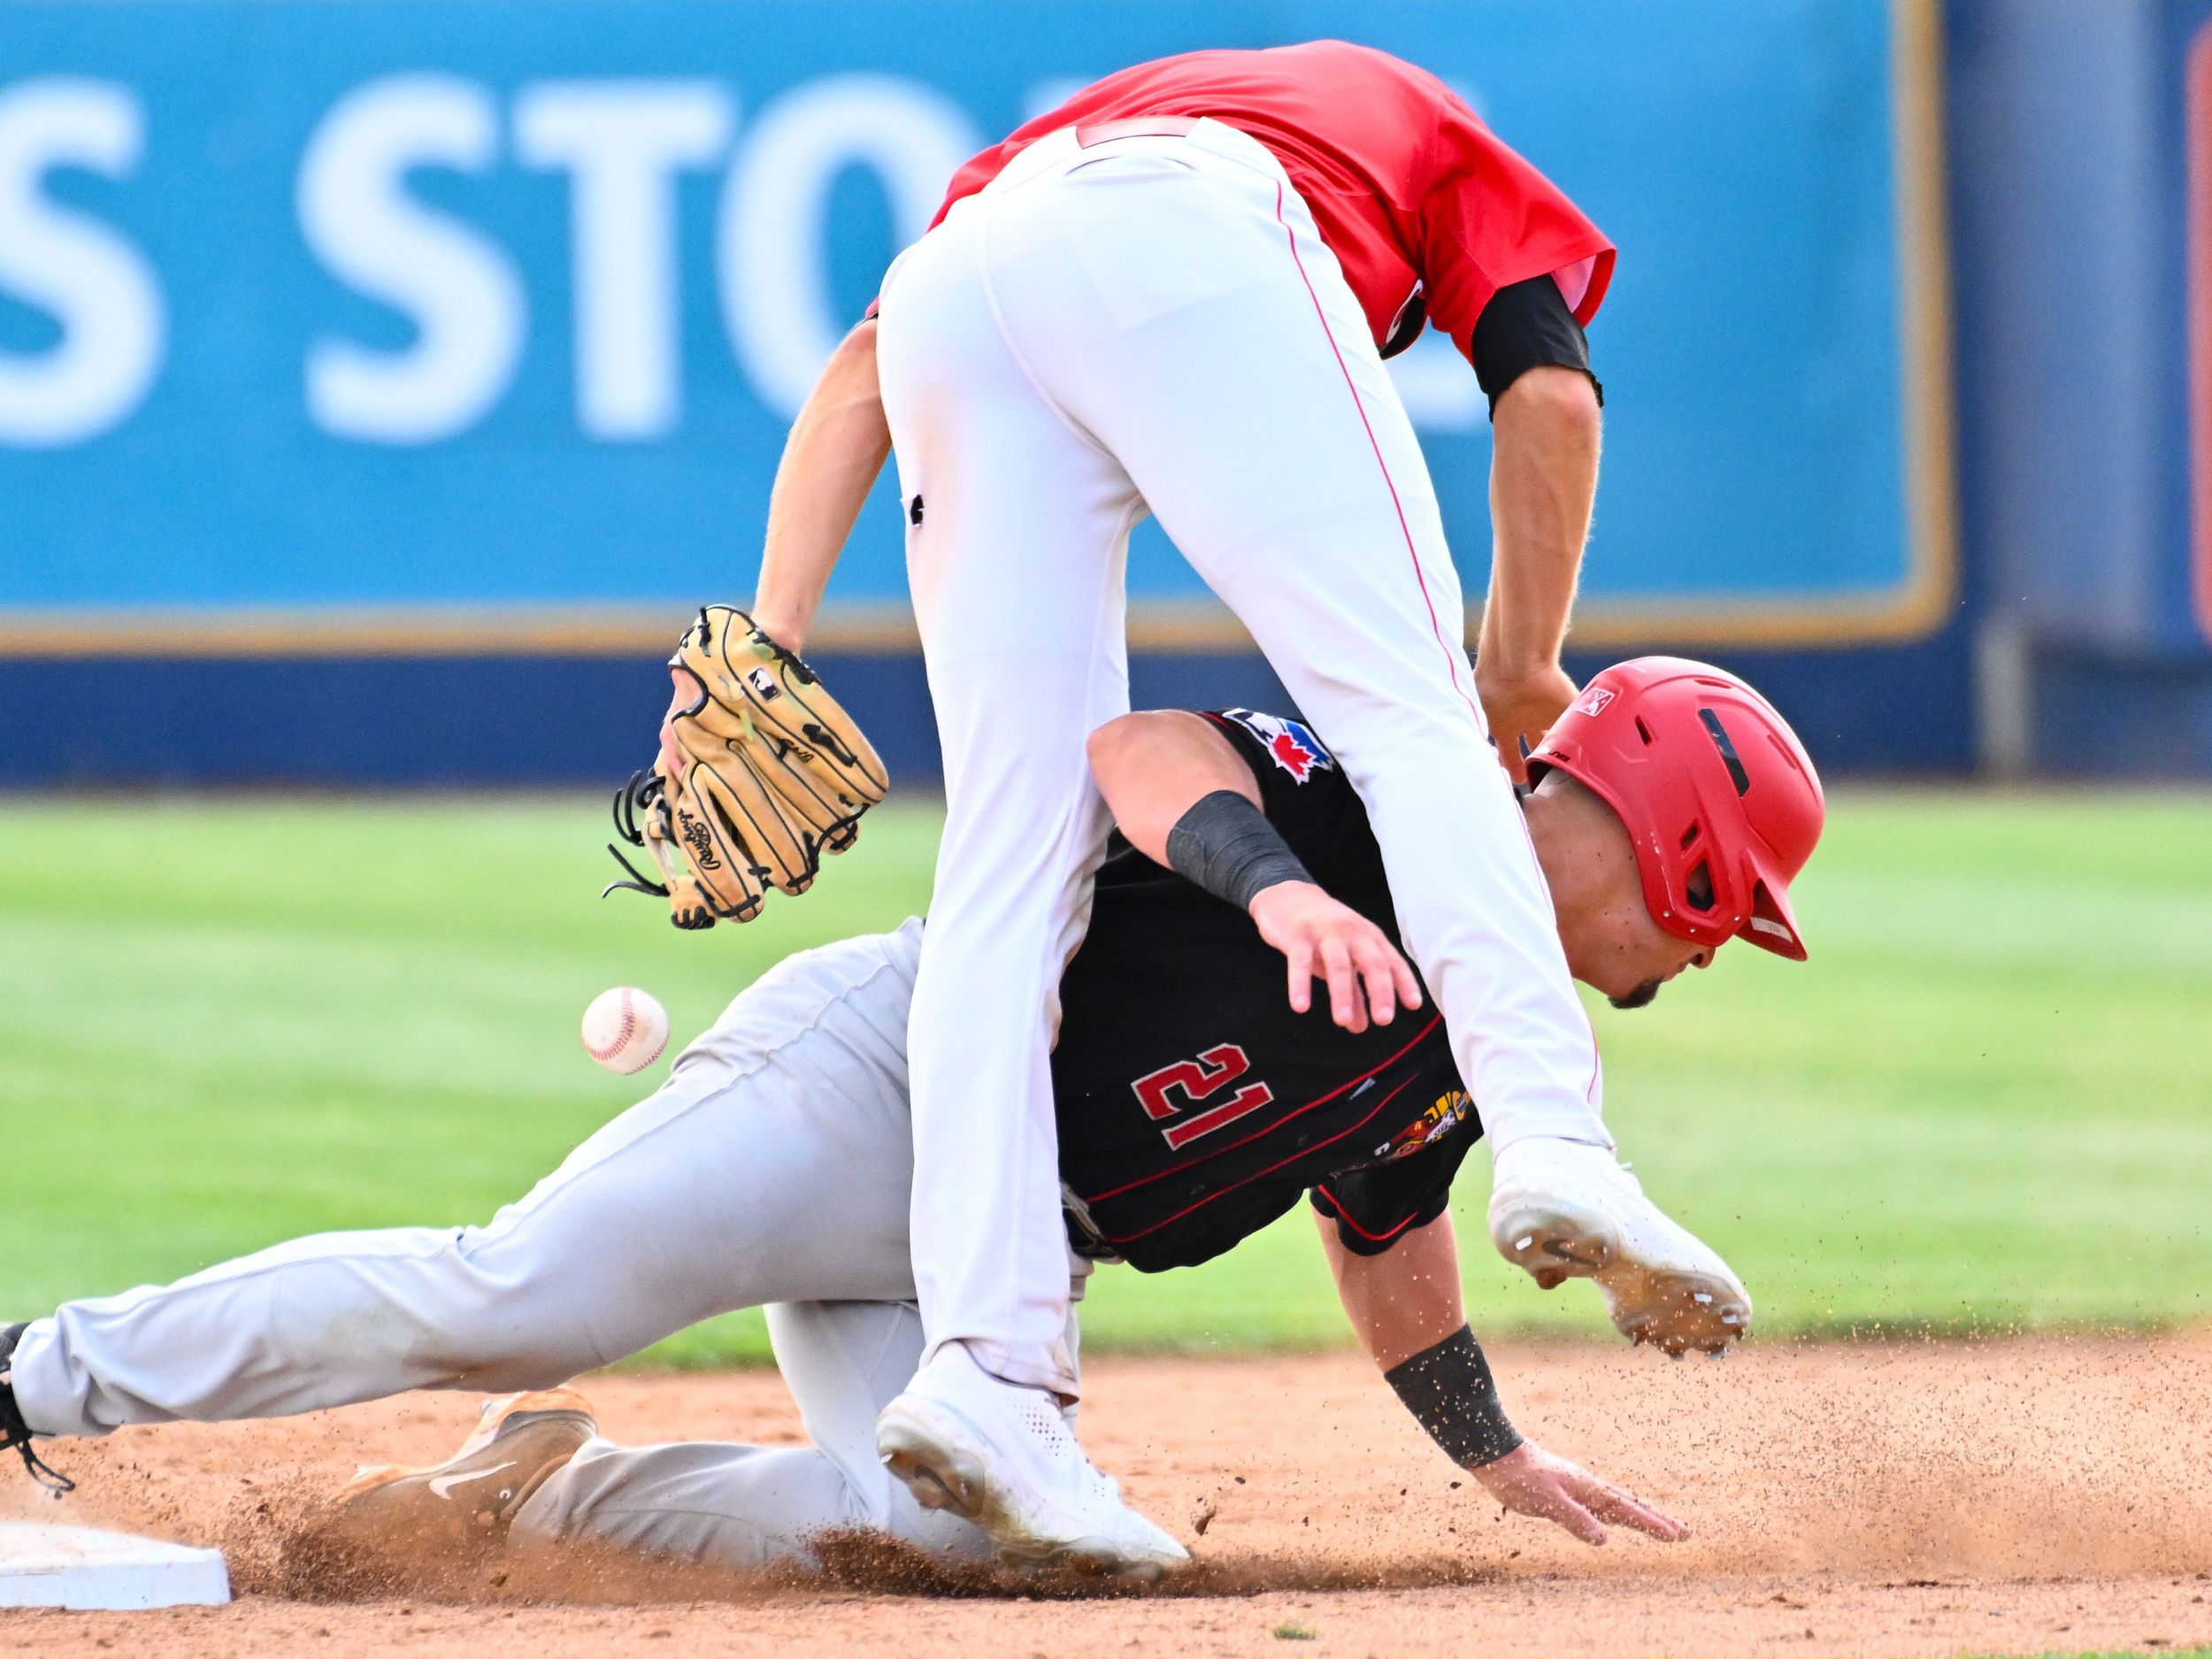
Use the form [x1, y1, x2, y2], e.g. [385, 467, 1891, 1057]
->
[4, 790, 2209, 1366]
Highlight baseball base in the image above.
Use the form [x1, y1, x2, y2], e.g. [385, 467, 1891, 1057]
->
[0, 1522, 231, 1610]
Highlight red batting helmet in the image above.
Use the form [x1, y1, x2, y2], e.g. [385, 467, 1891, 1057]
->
[1526, 658, 1824, 961]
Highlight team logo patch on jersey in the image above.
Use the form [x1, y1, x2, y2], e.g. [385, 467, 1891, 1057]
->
[1574, 687, 1617, 718]
[1220, 709, 1335, 784]
[1372, 1089, 1471, 1163]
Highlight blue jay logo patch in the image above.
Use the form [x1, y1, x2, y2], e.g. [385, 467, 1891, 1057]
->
[1221, 710, 1335, 784]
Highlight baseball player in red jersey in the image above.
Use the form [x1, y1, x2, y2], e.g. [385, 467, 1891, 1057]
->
[709, 42, 1799, 1572]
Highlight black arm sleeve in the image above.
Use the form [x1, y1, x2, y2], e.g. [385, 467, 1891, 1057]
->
[1385, 1325, 1523, 1468]
[1165, 790, 1315, 911]
[1471, 274, 1602, 414]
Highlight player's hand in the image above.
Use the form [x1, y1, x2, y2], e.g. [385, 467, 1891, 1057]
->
[1248, 880, 1423, 1034]
[1476, 661, 1578, 784]
[657, 608, 806, 780]
[1471, 1440, 1687, 1547]
[657, 669, 691, 779]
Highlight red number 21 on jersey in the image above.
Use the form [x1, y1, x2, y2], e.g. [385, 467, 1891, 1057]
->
[1131, 1044, 1276, 1152]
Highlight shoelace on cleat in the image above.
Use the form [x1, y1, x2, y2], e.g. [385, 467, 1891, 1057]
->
[0, 1368, 75, 1494]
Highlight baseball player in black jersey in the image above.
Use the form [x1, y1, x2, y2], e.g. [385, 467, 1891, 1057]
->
[1057, 703, 1482, 1275]
[3, 660, 1824, 1576]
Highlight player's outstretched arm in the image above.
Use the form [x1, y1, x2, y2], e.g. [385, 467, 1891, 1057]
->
[1477, 365, 1601, 779]
[1318, 1207, 1469, 1371]
[749, 319, 892, 653]
[1087, 712, 1421, 1032]
[657, 323, 885, 782]
[1317, 1211, 1687, 1546]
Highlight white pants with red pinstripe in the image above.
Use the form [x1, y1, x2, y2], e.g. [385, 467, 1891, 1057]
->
[874, 117, 1612, 1401]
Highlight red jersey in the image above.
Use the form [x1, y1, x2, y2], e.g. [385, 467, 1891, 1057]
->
[927, 41, 1615, 365]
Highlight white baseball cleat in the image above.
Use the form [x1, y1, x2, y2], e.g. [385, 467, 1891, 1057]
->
[875, 1347, 1189, 1578]
[1488, 1139, 1753, 1356]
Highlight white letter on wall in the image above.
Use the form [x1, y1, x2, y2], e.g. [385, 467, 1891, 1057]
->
[719, 75, 981, 419]
[515, 81, 733, 440]
[298, 74, 523, 444]
[0, 80, 165, 448]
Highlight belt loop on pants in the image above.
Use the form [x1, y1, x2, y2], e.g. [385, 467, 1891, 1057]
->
[972, 115, 1286, 205]
[1074, 115, 1200, 148]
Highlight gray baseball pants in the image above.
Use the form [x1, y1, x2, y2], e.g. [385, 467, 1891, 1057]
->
[10, 920, 1087, 1570]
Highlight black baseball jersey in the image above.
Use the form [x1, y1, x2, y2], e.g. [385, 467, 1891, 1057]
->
[1051, 710, 1482, 1272]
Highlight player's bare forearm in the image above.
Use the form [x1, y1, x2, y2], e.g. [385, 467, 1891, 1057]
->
[1478, 365, 1601, 774]
[749, 319, 892, 653]
[1317, 1210, 1467, 1371]
[1320, 1210, 1690, 1544]
[1482, 365, 1600, 676]
[1086, 710, 1260, 864]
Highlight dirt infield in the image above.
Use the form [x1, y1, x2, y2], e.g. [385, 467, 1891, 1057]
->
[7, 1334, 2211, 1658]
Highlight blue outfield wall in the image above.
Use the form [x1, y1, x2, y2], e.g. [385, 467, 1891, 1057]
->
[0, 0, 1944, 634]
[0, 635, 1978, 789]
[2, 0, 2203, 782]
[1945, 0, 2212, 772]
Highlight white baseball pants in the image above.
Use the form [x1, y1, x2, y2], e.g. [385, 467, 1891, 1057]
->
[6, 924, 1063, 1571]
[875, 119, 1609, 1397]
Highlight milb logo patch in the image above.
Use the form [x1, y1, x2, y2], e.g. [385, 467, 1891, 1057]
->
[1372, 1088, 1471, 1163]
[1219, 709, 1335, 784]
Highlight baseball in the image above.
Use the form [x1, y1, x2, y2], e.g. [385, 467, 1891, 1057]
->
[580, 987, 670, 1074]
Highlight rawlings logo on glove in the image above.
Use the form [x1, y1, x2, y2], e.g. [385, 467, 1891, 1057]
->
[602, 604, 889, 929]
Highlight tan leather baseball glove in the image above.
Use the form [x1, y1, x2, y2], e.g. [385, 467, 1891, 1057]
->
[601, 605, 889, 929]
